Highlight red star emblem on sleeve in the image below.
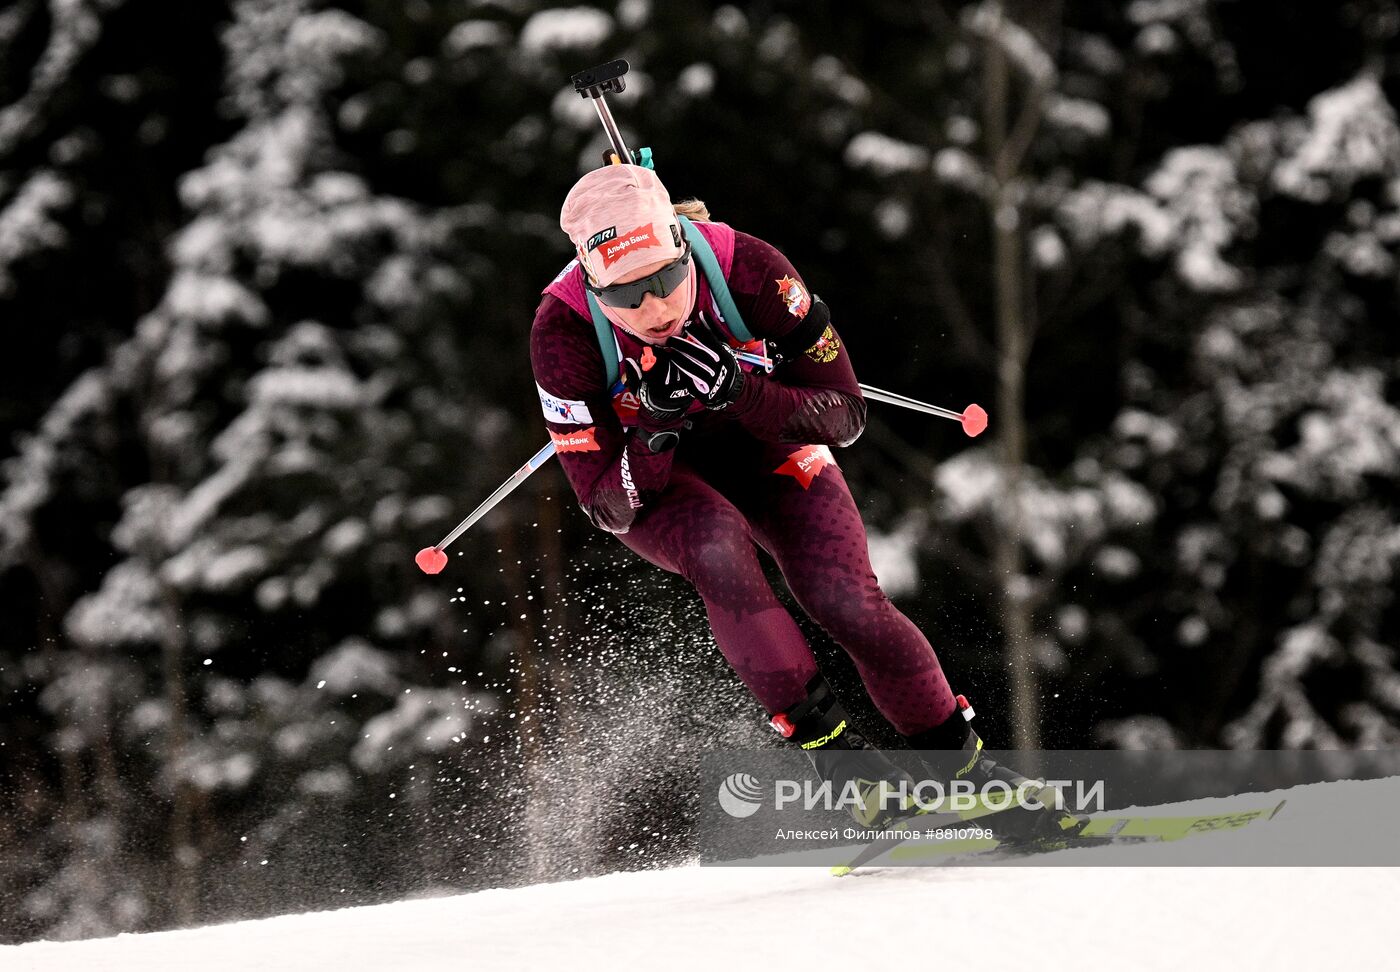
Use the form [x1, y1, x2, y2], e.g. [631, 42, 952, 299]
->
[773, 445, 835, 489]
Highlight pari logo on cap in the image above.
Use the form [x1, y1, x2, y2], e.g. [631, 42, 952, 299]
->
[585, 227, 617, 253]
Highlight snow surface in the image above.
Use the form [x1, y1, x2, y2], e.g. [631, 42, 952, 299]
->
[6, 779, 1398, 970]
[5, 867, 1392, 970]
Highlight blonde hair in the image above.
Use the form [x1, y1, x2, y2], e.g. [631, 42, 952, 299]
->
[673, 198, 711, 222]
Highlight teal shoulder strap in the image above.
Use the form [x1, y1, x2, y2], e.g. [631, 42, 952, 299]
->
[585, 291, 621, 390]
[679, 216, 754, 344]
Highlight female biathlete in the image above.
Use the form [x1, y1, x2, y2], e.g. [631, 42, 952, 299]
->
[530, 163, 1061, 833]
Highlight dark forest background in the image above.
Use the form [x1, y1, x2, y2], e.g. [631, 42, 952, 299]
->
[2, 0, 1398, 943]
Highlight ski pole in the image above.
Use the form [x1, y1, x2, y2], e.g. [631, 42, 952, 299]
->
[415, 351, 771, 574]
[858, 385, 987, 437]
[414, 441, 557, 574]
[416, 383, 986, 573]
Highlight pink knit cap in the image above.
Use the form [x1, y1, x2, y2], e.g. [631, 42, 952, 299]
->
[560, 165, 684, 287]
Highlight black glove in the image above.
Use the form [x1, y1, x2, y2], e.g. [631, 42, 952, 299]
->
[668, 321, 744, 409]
[623, 346, 693, 425]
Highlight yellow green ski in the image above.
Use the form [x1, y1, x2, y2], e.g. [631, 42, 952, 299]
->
[832, 800, 1287, 876]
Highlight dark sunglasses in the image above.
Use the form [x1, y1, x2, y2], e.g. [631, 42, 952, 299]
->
[586, 242, 692, 309]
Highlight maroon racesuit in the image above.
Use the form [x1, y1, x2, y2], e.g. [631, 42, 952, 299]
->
[530, 223, 956, 735]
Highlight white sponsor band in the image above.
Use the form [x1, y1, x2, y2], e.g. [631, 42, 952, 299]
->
[537, 383, 594, 425]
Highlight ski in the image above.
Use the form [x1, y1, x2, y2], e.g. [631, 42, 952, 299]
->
[829, 779, 1074, 876]
[832, 799, 1287, 875]
[891, 798, 1288, 865]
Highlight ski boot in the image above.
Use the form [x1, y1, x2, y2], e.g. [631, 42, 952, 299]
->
[769, 675, 922, 829]
[902, 695, 1086, 842]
